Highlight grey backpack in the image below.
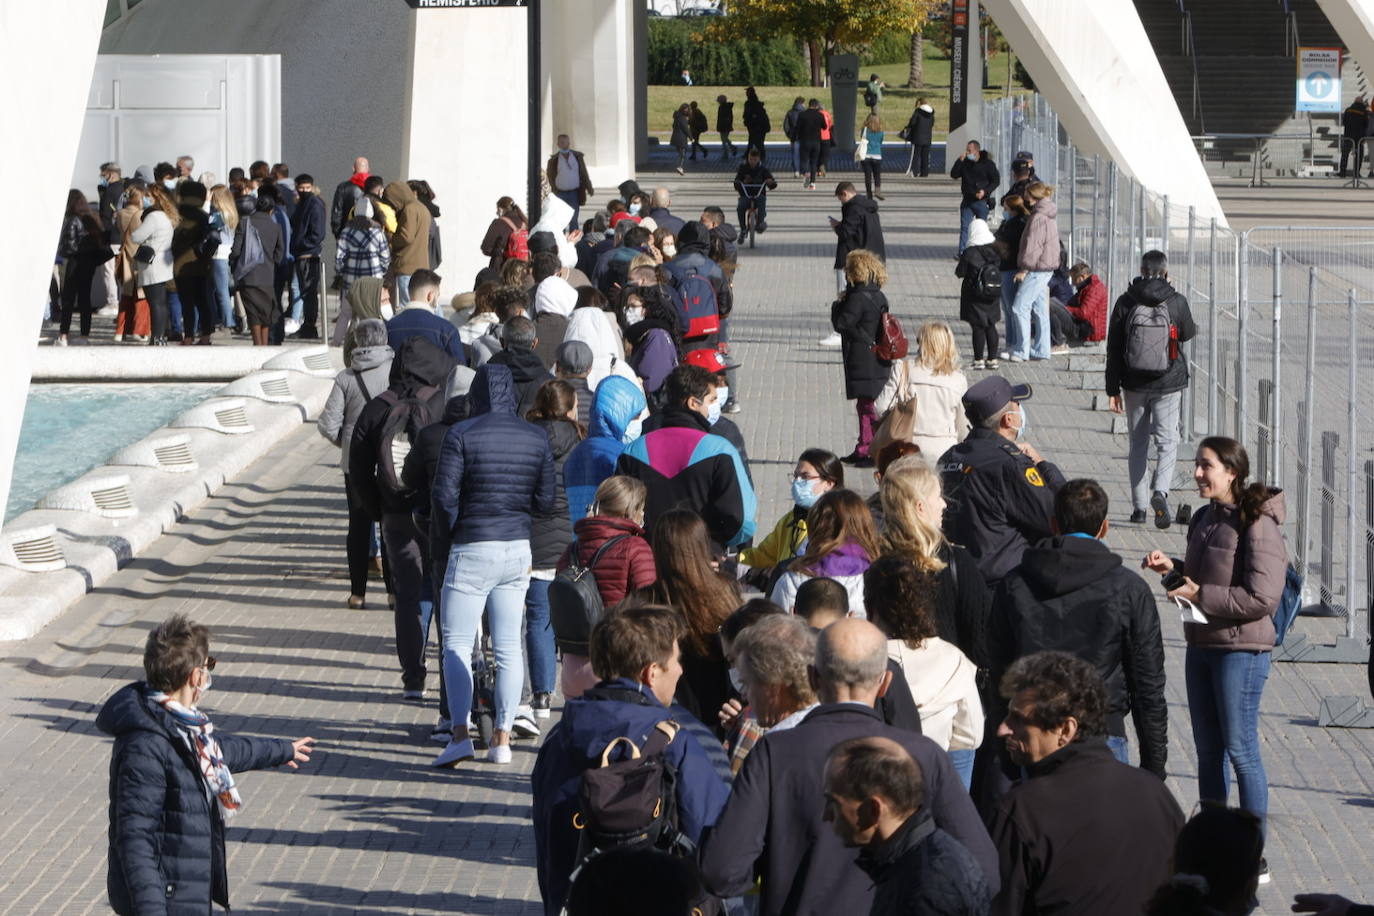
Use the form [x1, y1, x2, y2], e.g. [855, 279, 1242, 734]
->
[1124, 297, 1174, 377]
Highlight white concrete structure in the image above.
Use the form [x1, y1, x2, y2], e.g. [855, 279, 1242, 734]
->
[984, 0, 1227, 224]
[1318, 0, 1374, 81]
[0, 0, 106, 523]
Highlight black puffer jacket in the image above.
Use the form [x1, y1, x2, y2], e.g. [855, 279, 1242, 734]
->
[993, 215, 1025, 271]
[833, 195, 886, 268]
[831, 282, 891, 400]
[97, 683, 293, 916]
[856, 811, 992, 916]
[1104, 276, 1198, 397]
[530, 418, 580, 568]
[989, 535, 1168, 777]
[349, 337, 457, 520]
[431, 363, 556, 548]
[950, 153, 1000, 206]
[956, 243, 1001, 324]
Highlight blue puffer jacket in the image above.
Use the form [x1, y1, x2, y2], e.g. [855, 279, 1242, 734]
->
[563, 376, 647, 523]
[531, 678, 732, 915]
[431, 363, 556, 550]
[97, 682, 293, 916]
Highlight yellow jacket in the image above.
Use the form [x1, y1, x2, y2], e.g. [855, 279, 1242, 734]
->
[739, 508, 807, 569]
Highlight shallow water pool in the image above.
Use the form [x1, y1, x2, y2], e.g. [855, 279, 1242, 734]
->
[7, 383, 222, 522]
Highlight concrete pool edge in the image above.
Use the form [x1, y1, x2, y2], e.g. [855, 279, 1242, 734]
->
[0, 349, 342, 641]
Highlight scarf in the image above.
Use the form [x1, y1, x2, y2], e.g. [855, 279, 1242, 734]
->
[149, 690, 243, 819]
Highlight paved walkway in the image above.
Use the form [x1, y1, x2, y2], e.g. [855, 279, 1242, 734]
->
[2, 165, 1373, 914]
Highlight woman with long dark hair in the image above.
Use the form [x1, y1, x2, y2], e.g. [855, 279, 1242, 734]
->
[769, 489, 880, 615]
[1145, 804, 1264, 916]
[1146, 436, 1286, 880]
[56, 189, 107, 345]
[634, 508, 741, 730]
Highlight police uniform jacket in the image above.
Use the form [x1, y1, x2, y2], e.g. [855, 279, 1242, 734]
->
[938, 427, 1065, 584]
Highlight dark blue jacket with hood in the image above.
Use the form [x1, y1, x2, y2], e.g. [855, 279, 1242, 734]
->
[431, 363, 556, 553]
[97, 682, 293, 915]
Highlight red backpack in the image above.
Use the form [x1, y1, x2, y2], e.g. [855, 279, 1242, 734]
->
[503, 218, 529, 261]
[872, 309, 908, 361]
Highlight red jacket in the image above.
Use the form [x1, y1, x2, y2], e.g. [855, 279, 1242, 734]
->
[557, 515, 657, 608]
[1066, 274, 1108, 341]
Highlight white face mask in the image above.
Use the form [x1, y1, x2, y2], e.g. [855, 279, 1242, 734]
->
[625, 306, 645, 325]
[622, 416, 643, 444]
[381, 304, 395, 320]
[1014, 404, 1028, 441]
[716, 386, 729, 408]
[706, 398, 722, 426]
[728, 667, 745, 696]
[662, 244, 678, 259]
[193, 670, 212, 705]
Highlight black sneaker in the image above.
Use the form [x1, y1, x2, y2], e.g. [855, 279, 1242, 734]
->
[1130, 509, 1148, 524]
[1150, 491, 1173, 530]
[532, 692, 552, 720]
[1175, 503, 1192, 525]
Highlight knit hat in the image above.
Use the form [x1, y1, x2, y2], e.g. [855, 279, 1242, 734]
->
[555, 340, 594, 376]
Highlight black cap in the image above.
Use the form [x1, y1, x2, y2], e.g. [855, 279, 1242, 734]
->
[1015, 150, 1034, 160]
[962, 375, 1032, 425]
[528, 230, 558, 254]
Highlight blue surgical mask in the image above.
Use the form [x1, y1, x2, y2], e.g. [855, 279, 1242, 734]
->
[141, 196, 152, 210]
[728, 667, 745, 696]
[628, 203, 642, 216]
[706, 399, 722, 426]
[1014, 405, 1029, 441]
[99, 176, 109, 188]
[791, 476, 821, 508]
[163, 179, 177, 191]
[622, 416, 643, 444]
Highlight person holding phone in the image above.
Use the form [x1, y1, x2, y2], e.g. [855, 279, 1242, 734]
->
[949, 141, 1000, 254]
[1143, 436, 1286, 884]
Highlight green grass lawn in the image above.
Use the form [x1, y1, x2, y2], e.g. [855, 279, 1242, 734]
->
[647, 50, 1028, 141]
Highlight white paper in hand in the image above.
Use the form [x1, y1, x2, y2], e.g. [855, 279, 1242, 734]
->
[1175, 596, 1209, 624]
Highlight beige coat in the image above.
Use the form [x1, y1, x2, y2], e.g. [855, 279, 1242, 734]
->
[886, 636, 983, 751]
[873, 361, 971, 464]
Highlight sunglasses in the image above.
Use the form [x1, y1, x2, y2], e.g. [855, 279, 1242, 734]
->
[204, 656, 217, 671]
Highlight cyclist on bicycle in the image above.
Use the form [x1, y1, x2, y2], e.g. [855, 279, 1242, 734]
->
[733, 148, 778, 234]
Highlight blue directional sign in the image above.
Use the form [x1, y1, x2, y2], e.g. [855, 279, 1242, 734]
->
[1297, 47, 1342, 113]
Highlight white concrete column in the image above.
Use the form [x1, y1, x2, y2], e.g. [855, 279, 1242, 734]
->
[1318, 0, 1374, 80]
[543, 0, 636, 191]
[0, 0, 106, 518]
[400, 6, 529, 292]
[984, 0, 1227, 224]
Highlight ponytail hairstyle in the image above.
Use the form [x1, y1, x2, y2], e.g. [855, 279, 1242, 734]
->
[879, 458, 948, 573]
[1145, 803, 1263, 916]
[526, 379, 585, 439]
[1198, 436, 1271, 528]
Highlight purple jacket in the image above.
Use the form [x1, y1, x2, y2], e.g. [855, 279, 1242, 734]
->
[628, 325, 678, 393]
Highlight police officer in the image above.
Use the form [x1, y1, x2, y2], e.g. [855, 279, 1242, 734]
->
[937, 376, 1064, 584]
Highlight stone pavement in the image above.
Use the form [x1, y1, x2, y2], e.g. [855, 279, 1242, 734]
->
[2, 162, 1373, 914]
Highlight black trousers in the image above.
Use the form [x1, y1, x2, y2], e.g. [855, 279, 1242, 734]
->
[747, 130, 767, 156]
[861, 158, 883, 196]
[383, 513, 431, 691]
[175, 271, 212, 338]
[799, 141, 822, 183]
[966, 315, 1000, 361]
[296, 256, 321, 330]
[1340, 135, 1365, 176]
[912, 144, 931, 176]
[60, 258, 96, 337]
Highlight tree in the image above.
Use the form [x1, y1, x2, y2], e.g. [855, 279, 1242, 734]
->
[907, 31, 923, 88]
[707, 0, 934, 86]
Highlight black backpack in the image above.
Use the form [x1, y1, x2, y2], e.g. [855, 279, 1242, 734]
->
[976, 262, 1003, 300]
[863, 88, 879, 108]
[549, 535, 630, 655]
[372, 386, 439, 509]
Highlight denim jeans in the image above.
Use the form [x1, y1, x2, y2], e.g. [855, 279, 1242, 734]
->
[554, 189, 581, 232]
[210, 259, 234, 328]
[524, 577, 556, 696]
[288, 270, 303, 323]
[790, 139, 801, 173]
[949, 748, 975, 791]
[1106, 734, 1130, 765]
[441, 540, 531, 733]
[1010, 270, 1052, 359]
[1185, 647, 1271, 831]
[1000, 270, 1019, 355]
[958, 199, 989, 253]
[167, 290, 184, 335]
[1124, 389, 1183, 512]
[395, 273, 412, 310]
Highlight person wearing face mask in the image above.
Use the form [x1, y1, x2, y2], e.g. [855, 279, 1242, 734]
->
[546, 135, 595, 232]
[738, 448, 841, 593]
[620, 287, 679, 407]
[617, 364, 756, 552]
[643, 348, 750, 477]
[564, 375, 649, 523]
[97, 614, 315, 916]
[937, 375, 1063, 585]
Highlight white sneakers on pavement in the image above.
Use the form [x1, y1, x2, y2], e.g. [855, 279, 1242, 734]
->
[818, 331, 842, 348]
[433, 738, 475, 767]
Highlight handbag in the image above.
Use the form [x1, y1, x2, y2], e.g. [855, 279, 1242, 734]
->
[133, 244, 155, 266]
[853, 128, 866, 163]
[871, 359, 920, 460]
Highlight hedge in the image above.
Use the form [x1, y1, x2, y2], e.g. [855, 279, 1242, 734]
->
[648, 18, 806, 85]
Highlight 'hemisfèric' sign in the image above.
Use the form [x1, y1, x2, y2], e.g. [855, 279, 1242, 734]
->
[404, 0, 526, 7]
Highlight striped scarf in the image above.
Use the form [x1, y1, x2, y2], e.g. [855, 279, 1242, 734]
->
[149, 691, 243, 819]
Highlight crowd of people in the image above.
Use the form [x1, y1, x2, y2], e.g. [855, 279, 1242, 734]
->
[94, 137, 1361, 916]
[51, 156, 440, 347]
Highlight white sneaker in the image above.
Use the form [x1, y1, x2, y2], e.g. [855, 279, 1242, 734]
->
[487, 743, 513, 765]
[818, 331, 842, 348]
[970, 359, 986, 370]
[999, 351, 1011, 360]
[283, 318, 302, 336]
[97, 306, 118, 318]
[1008, 355, 1026, 362]
[402, 688, 426, 700]
[513, 706, 541, 738]
[433, 738, 475, 767]
[429, 719, 453, 744]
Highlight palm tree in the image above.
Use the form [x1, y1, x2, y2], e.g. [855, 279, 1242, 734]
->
[907, 31, 923, 88]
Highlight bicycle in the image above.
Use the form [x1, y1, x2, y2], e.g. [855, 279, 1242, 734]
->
[738, 183, 768, 249]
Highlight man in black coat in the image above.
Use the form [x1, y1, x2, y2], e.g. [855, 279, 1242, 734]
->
[829, 181, 885, 297]
[331, 156, 370, 239]
[1340, 96, 1370, 176]
[98, 615, 313, 916]
[716, 93, 737, 156]
[904, 102, 935, 177]
[742, 86, 770, 156]
[949, 141, 1000, 253]
[290, 174, 328, 339]
[988, 478, 1168, 779]
[987, 651, 1183, 916]
[97, 162, 126, 312]
[699, 619, 999, 916]
[488, 314, 553, 417]
[825, 736, 992, 916]
[350, 336, 457, 698]
[939, 376, 1064, 585]
[796, 98, 827, 188]
[1104, 250, 1197, 526]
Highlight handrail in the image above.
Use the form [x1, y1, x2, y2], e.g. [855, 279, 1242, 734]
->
[1182, 10, 1204, 133]
[1285, 11, 1299, 56]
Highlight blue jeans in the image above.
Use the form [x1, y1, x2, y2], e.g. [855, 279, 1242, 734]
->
[949, 748, 975, 791]
[958, 199, 989, 253]
[441, 540, 531, 733]
[524, 578, 556, 696]
[395, 273, 412, 310]
[1185, 647, 1271, 831]
[1010, 270, 1052, 359]
[1106, 734, 1130, 765]
[554, 189, 581, 232]
[210, 260, 233, 328]
[790, 139, 801, 173]
[288, 271, 303, 323]
[168, 290, 183, 335]
[1000, 270, 1019, 355]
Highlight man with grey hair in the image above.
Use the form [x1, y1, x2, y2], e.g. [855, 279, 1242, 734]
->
[176, 155, 194, 180]
[732, 614, 819, 731]
[701, 618, 998, 916]
[938, 375, 1064, 584]
[489, 314, 552, 416]
[96, 162, 126, 314]
[647, 187, 685, 236]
